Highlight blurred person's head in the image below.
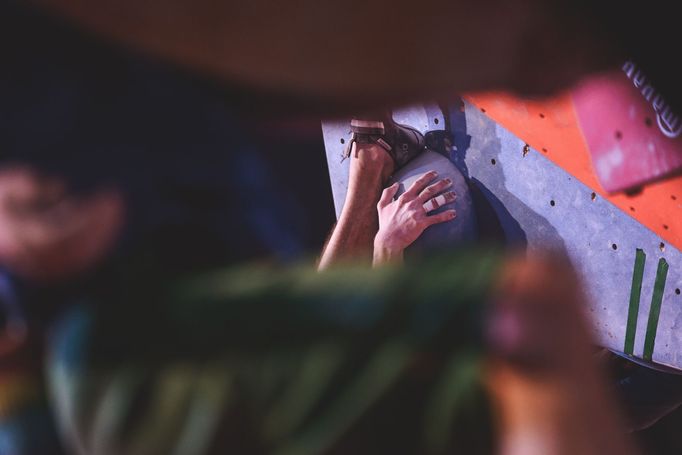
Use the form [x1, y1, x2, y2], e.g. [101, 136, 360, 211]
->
[0, 166, 124, 282]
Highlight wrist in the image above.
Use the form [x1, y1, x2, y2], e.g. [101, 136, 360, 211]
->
[373, 233, 404, 266]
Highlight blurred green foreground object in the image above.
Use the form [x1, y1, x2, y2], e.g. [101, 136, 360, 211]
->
[47, 251, 500, 455]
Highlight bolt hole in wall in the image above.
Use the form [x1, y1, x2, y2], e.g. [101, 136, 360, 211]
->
[550, 199, 556, 207]
[340, 138, 345, 144]
[612, 243, 618, 250]
[615, 130, 623, 140]
[660, 242, 666, 253]
[645, 117, 653, 127]
[491, 159, 496, 165]
[542, 147, 548, 153]
[539, 113, 545, 119]
[676, 288, 681, 295]
[591, 192, 597, 201]
[434, 118, 439, 124]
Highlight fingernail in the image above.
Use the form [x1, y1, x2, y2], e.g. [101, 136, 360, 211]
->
[444, 178, 452, 185]
[449, 210, 457, 218]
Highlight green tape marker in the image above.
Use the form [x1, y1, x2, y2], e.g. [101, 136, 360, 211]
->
[624, 249, 646, 355]
[642, 258, 669, 361]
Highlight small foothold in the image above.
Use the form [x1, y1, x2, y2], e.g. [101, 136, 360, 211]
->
[522, 144, 530, 157]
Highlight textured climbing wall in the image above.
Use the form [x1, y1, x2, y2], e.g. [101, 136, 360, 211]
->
[322, 102, 682, 371]
[466, 86, 682, 253]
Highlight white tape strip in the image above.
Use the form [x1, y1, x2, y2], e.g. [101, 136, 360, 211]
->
[423, 194, 448, 212]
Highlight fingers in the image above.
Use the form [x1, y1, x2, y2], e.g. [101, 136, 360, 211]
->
[425, 209, 456, 226]
[486, 255, 637, 455]
[378, 182, 400, 208]
[402, 171, 437, 199]
[417, 177, 452, 203]
[422, 191, 456, 212]
[488, 253, 587, 369]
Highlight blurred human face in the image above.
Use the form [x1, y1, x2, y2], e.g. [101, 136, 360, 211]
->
[0, 167, 124, 282]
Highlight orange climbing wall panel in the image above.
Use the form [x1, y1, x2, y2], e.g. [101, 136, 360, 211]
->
[464, 92, 682, 251]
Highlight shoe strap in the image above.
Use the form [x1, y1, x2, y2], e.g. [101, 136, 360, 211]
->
[350, 119, 385, 135]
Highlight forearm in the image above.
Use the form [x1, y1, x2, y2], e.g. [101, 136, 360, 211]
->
[318, 181, 384, 271]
